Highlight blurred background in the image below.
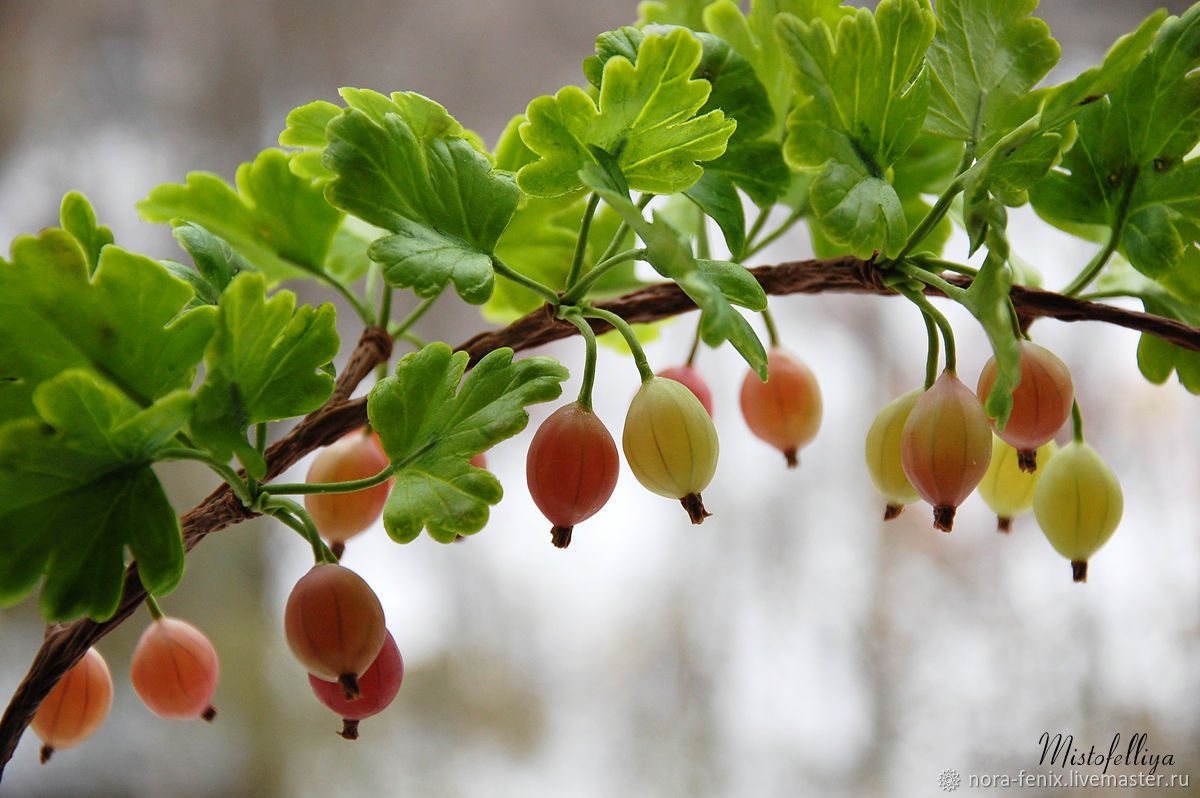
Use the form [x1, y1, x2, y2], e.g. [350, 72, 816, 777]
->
[1, 1, 1198, 796]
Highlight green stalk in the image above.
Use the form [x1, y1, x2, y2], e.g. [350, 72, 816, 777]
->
[583, 306, 654, 382]
[742, 206, 772, 260]
[387, 293, 439, 340]
[1070, 400, 1085, 443]
[559, 248, 645, 305]
[144, 594, 165, 621]
[761, 306, 781, 349]
[899, 287, 957, 374]
[596, 193, 654, 265]
[266, 461, 399, 496]
[740, 207, 805, 261]
[684, 324, 702, 367]
[695, 203, 711, 260]
[264, 497, 339, 565]
[565, 192, 601, 290]
[491, 257, 561, 305]
[559, 308, 599, 410]
[1061, 176, 1136, 297]
[897, 261, 969, 302]
[921, 311, 940, 390]
[893, 177, 965, 263]
[157, 448, 255, 508]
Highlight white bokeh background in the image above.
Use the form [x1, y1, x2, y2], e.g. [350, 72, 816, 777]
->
[0, 2, 1197, 796]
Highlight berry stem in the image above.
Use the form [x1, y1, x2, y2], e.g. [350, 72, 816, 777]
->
[741, 206, 805, 261]
[266, 461, 399, 496]
[921, 311, 939, 390]
[684, 323, 702, 367]
[898, 286, 957, 374]
[263, 497, 339, 565]
[1071, 399, 1085, 443]
[387, 293, 440, 342]
[582, 306, 654, 383]
[558, 308, 599, 410]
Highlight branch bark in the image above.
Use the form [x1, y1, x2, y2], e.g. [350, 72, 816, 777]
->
[2, 257, 1198, 778]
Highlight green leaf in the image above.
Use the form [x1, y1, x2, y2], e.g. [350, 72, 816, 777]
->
[684, 170, 745, 257]
[1135, 291, 1200, 393]
[59, 192, 113, 274]
[637, 0, 719, 30]
[583, 167, 768, 377]
[0, 370, 190, 621]
[0, 231, 216, 419]
[324, 107, 521, 304]
[518, 27, 736, 197]
[705, 0, 854, 141]
[961, 248, 1021, 426]
[925, 0, 1060, 146]
[168, 222, 253, 308]
[280, 90, 491, 182]
[137, 148, 343, 284]
[190, 273, 338, 478]
[368, 343, 567, 543]
[779, 0, 937, 257]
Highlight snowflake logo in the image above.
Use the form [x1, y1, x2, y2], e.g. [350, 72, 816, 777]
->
[938, 769, 962, 792]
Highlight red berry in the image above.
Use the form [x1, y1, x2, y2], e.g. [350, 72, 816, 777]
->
[739, 348, 822, 467]
[130, 617, 220, 721]
[900, 371, 992, 532]
[656, 365, 714, 417]
[526, 402, 619, 548]
[30, 648, 113, 764]
[977, 341, 1073, 472]
[309, 631, 404, 740]
[284, 563, 386, 700]
[305, 430, 393, 555]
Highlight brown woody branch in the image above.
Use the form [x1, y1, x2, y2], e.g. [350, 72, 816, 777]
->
[2, 256, 1199, 779]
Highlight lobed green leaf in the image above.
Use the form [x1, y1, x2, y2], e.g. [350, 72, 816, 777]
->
[368, 343, 568, 543]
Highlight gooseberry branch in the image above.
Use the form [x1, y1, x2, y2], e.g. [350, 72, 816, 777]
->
[4, 256, 1200, 778]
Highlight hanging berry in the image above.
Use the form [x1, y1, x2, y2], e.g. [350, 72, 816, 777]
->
[309, 630, 404, 740]
[284, 563, 387, 700]
[30, 648, 113, 764]
[978, 437, 1057, 532]
[623, 376, 719, 524]
[978, 341, 1073, 472]
[1033, 440, 1123, 582]
[739, 348, 822, 467]
[130, 616, 220, 721]
[526, 402, 620, 548]
[900, 371, 992, 532]
[864, 390, 922, 519]
[304, 430, 393, 557]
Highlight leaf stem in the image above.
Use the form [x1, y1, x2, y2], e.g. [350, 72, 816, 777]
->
[566, 192, 602, 290]
[324, 274, 373, 325]
[761, 306, 780, 349]
[157, 448, 255, 508]
[1061, 176, 1136, 297]
[559, 308, 599, 410]
[582, 306, 654, 382]
[491, 257, 561, 305]
[742, 206, 772, 259]
[893, 177, 964, 262]
[559, 248, 646, 304]
[596, 193, 654, 265]
[266, 461, 399, 496]
[387, 293, 439, 340]
[741, 207, 805, 261]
